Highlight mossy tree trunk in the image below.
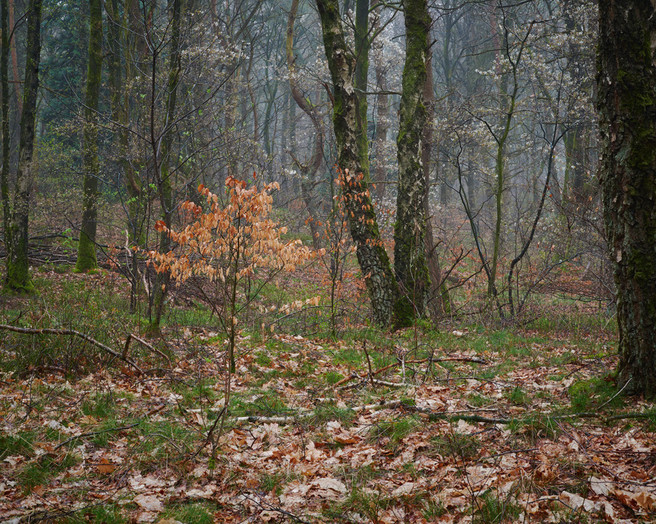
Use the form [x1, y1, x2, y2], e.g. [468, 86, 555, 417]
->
[4, 0, 41, 292]
[316, 0, 398, 327]
[1, 0, 11, 252]
[393, 0, 430, 326]
[597, 0, 656, 397]
[75, 0, 103, 272]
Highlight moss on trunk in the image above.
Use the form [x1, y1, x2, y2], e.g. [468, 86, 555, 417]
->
[4, 0, 41, 292]
[597, 0, 656, 397]
[76, 0, 103, 273]
[393, 0, 430, 327]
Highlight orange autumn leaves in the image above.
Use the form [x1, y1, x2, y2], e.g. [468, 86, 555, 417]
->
[148, 176, 319, 285]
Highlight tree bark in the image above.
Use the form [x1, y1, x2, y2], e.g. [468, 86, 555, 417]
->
[316, 0, 398, 327]
[76, 0, 103, 272]
[393, 0, 431, 326]
[597, 0, 656, 397]
[1, 0, 10, 251]
[4, 0, 41, 292]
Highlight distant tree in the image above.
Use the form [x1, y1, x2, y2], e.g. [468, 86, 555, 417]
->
[597, 0, 656, 397]
[3, 0, 42, 291]
[75, 0, 103, 272]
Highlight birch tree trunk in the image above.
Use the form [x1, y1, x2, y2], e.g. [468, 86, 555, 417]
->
[597, 0, 656, 397]
[316, 0, 398, 327]
[393, 0, 430, 326]
[4, 0, 41, 292]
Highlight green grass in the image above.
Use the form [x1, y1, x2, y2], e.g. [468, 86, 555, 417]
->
[369, 415, 420, 450]
[472, 491, 522, 523]
[569, 375, 623, 412]
[19, 453, 80, 494]
[82, 392, 117, 419]
[230, 390, 291, 418]
[62, 503, 127, 524]
[509, 414, 560, 443]
[505, 386, 530, 406]
[162, 502, 215, 524]
[0, 431, 35, 460]
[432, 432, 480, 460]
[312, 403, 356, 426]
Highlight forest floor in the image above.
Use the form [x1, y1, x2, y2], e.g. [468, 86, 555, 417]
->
[1, 268, 655, 523]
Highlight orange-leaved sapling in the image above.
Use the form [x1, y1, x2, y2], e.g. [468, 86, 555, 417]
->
[147, 176, 319, 460]
[147, 176, 318, 372]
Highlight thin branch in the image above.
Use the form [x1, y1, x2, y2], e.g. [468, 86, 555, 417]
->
[0, 324, 143, 374]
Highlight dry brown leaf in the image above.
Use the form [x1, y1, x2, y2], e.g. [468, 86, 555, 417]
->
[133, 494, 164, 512]
[96, 457, 116, 474]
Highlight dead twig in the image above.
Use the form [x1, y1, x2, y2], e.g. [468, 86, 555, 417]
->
[333, 355, 488, 387]
[0, 324, 143, 374]
[123, 333, 172, 365]
[54, 422, 141, 450]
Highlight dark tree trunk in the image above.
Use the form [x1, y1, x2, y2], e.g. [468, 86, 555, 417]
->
[1, 0, 10, 249]
[76, 0, 103, 272]
[597, 0, 656, 397]
[4, 0, 41, 292]
[316, 0, 398, 327]
[393, 0, 430, 326]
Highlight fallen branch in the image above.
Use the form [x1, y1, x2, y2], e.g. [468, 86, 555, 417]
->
[54, 422, 141, 450]
[334, 355, 487, 387]
[123, 333, 172, 365]
[233, 400, 405, 425]
[0, 324, 143, 374]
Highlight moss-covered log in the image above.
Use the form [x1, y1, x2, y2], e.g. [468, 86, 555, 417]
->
[393, 0, 430, 326]
[597, 0, 656, 397]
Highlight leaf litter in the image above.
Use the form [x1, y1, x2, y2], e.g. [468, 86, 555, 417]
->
[1, 308, 655, 522]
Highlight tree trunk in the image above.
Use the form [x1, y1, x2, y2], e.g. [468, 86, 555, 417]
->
[597, 0, 656, 397]
[371, 2, 389, 200]
[287, 0, 324, 249]
[1, 0, 11, 250]
[149, 0, 183, 333]
[76, 0, 103, 272]
[393, 0, 430, 326]
[422, 31, 448, 320]
[4, 0, 41, 292]
[316, 0, 398, 327]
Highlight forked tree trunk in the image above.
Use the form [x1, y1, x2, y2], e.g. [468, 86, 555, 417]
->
[393, 0, 430, 326]
[597, 0, 656, 397]
[4, 0, 41, 292]
[316, 0, 398, 327]
[76, 0, 103, 272]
